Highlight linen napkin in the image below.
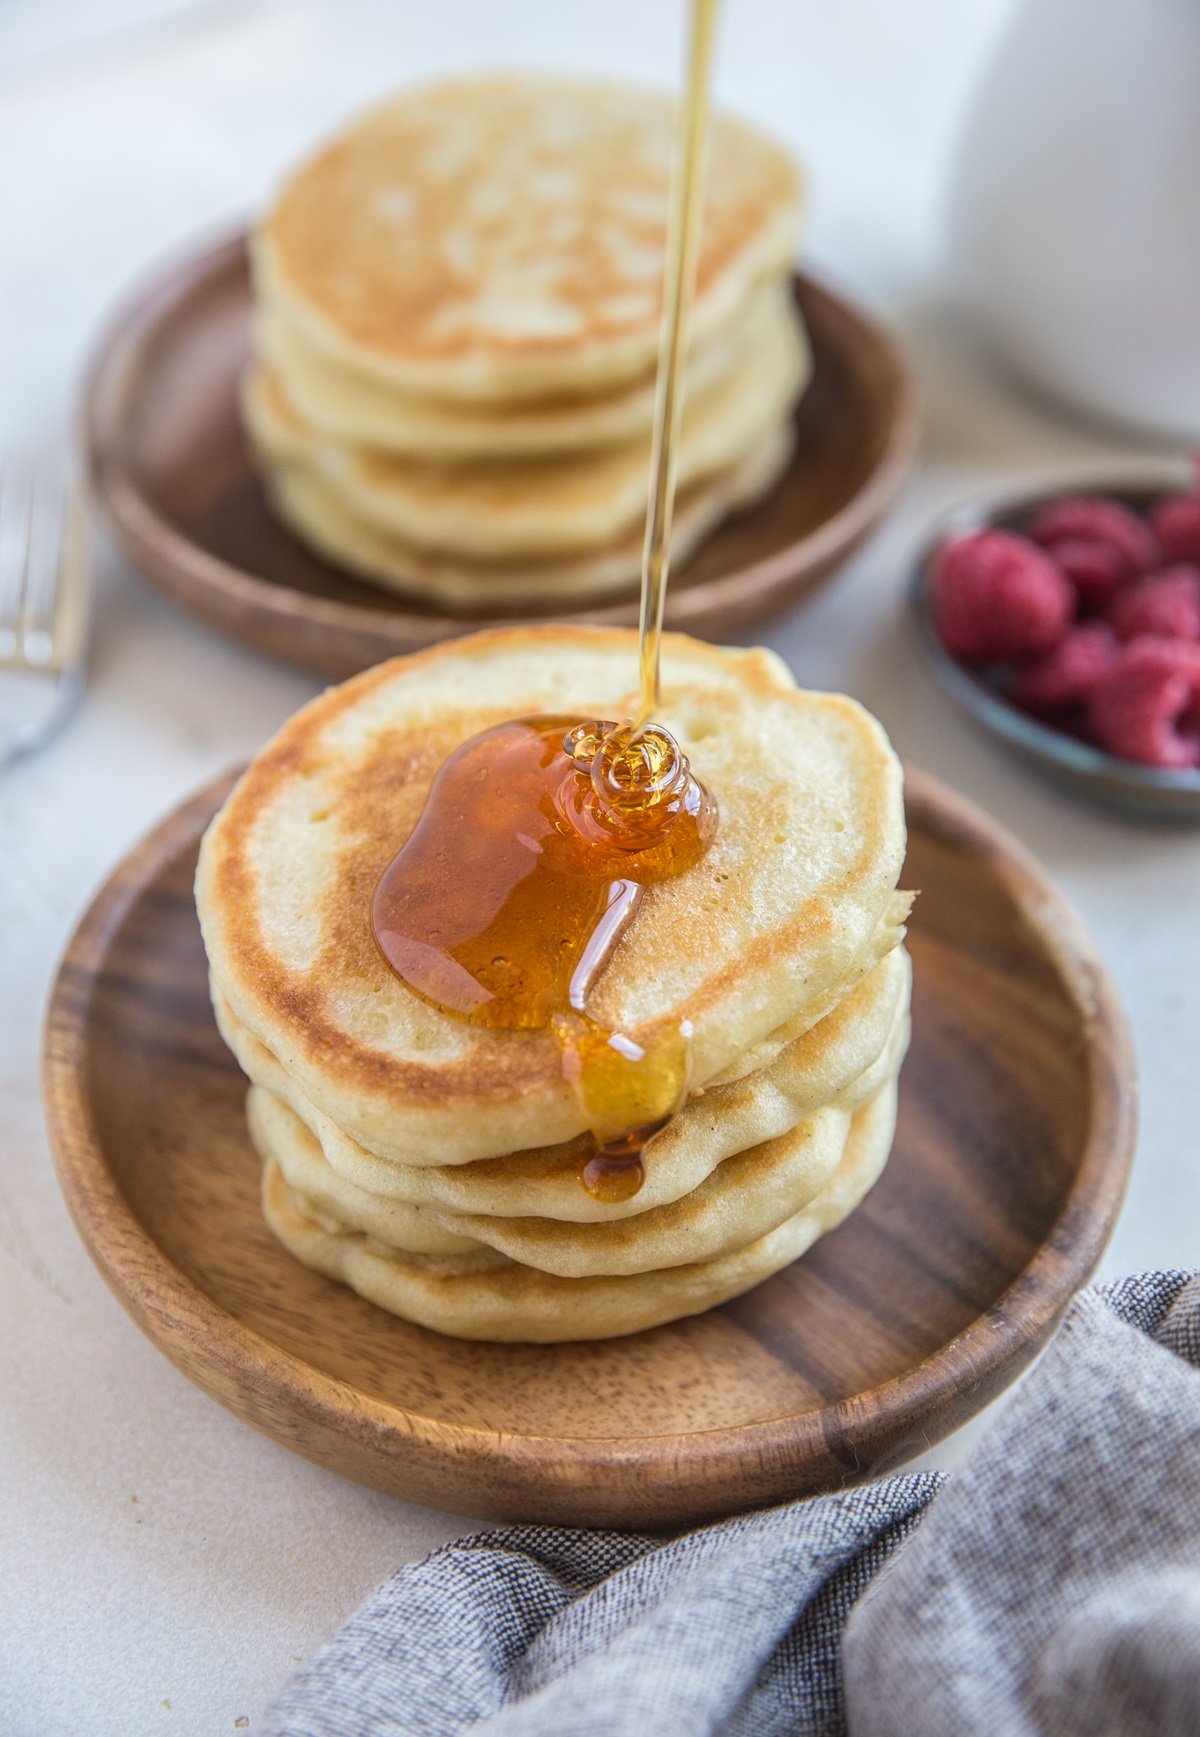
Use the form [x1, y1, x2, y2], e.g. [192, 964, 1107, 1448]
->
[263, 1271, 1200, 1737]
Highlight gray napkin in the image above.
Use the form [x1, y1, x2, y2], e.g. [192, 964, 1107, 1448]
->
[263, 1272, 1200, 1737]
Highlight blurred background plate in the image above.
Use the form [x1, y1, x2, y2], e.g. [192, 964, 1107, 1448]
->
[909, 476, 1200, 824]
[83, 232, 918, 678]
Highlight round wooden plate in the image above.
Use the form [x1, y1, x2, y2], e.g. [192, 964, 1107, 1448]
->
[44, 768, 1134, 1529]
[82, 234, 918, 678]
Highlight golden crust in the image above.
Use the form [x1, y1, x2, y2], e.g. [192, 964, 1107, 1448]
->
[257, 77, 802, 399]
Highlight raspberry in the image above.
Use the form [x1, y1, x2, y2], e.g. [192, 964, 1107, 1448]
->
[1150, 495, 1200, 566]
[932, 530, 1073, 665]
[1089, 637, 1200, 769]
[1028, 496, 1158, 578]
[1012, 623, 1118, 713]
[1109, 566, 1200, 643]
[1048, 537, 1128, 608]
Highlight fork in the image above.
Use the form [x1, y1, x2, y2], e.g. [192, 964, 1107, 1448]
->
[0, 456, 91, 767]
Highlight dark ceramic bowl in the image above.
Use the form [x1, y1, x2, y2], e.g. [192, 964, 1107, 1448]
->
[910, 474, 1200, 823]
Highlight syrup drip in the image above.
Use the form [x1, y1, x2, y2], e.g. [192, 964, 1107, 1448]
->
[371, 717, 715, 1199]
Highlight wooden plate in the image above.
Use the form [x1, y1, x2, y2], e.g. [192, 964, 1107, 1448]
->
[82, 233, 918, 678]
[43, 767, 1134, 1530]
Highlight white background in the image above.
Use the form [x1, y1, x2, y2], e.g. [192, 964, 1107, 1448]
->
[2, 2, 1197, 1732]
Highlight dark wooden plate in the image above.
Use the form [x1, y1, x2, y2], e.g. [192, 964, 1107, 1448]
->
[42, 766, 1135, 1529]
[82, 234, 918, 677]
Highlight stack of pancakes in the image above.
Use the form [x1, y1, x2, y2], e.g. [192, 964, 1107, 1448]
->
[196, 628, 912, 1342]
[242, 79, 808, 610]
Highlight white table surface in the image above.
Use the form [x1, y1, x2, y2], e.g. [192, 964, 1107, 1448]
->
[3, 1, 1198, 1731]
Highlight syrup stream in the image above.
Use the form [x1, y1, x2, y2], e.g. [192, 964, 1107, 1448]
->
[636, 0, 720, 725]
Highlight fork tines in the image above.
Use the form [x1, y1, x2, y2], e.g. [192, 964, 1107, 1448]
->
[0, 455, 89, 676]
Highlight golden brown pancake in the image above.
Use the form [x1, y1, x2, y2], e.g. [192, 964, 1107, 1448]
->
[214, 945, 911, 1222]
[247, 1004, 907, 1278]
[258, 1079, 899, 1341]
[196, 628, 907, 1168]
[255, 77, 802, 402]
[242, 289, 805, 561]
[254, 279, 804, 460]
[249, 420, 794, 609]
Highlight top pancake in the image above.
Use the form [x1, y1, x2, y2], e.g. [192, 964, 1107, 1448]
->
[255, 77, 802, 402]
[196, 627, 905, 1166]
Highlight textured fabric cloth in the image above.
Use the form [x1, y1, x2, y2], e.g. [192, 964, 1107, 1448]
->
[263, 1273, 1200, 1737]
[843, 1270, 1200, 1737]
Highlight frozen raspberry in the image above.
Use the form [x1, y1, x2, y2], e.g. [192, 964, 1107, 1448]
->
[1109, 566, 1200, 644]
[1012, 623, 1118, 713]
[1089, 637, 1200, 769]
[932, 530, 1073, 664]
[1048, 537, 1129, 608]
[1150, 495, 1200, 566]
[1029, 496, 1158, 578]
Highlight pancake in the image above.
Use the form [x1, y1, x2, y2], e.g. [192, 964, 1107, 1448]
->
[705, 892, 911, 1088]
[251, 1084, 847, 1275]
[255, 279, 802, 460]
[196, 628, 907, 1168]
[256, 77, 802, 403]
[251, 418, 794, 609]
[214, 945, 911, 1219]
[259, 1077, 899, 1341]
[246, 1084, 491, 1261]
[247, 1006, 907, 1279]
[244, 288, 806, 559]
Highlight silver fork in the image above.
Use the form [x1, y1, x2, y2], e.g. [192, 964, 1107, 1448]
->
[0, 456, 91, 767]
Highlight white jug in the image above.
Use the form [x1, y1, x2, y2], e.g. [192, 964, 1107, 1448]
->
[947, 0, 1200, 439]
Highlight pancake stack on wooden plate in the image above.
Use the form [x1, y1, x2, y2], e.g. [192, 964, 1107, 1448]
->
[195, 627, 913, 1342]
[242, 78, 809, 610]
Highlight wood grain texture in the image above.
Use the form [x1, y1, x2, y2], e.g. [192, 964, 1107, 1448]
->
[42, 767, 1136, 1529]
[81, 233, 918, 678]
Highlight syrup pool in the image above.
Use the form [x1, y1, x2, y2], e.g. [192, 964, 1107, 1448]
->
[371, 715, 716, 1199]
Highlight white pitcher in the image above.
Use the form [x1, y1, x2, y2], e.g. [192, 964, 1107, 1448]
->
[947, 0, 1200, 440]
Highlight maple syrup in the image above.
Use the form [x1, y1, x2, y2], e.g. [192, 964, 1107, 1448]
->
[637, 0, 719, 724]
[371, 0, 722, 1198]
[372, 716, 715, 1200]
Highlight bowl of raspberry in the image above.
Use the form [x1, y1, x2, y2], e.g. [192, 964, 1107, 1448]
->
[912, 466, 1200, 821]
